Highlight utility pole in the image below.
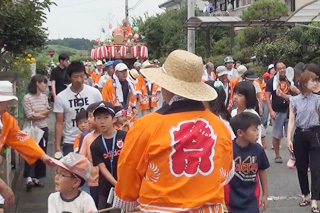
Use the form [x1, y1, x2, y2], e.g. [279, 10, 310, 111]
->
[125, 0, 129, 23]
[187, 0, 195, 53]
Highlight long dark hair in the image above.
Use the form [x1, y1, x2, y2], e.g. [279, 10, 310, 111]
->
[28, 74, 48, 94]
[205, 80, 231, 122]
[233, 81, 258, 112]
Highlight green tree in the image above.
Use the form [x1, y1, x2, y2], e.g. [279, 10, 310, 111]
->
[0, 0, 54, 69]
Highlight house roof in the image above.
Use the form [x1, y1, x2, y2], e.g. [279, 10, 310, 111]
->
[158, 0, 182, 8]
[185, 16, 293, 28]
[286, 0, 320, 22]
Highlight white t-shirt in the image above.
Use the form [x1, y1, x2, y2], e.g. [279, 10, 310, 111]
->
[54, 84, 102, 144]
[98, 74, 111, 89]
[227, 68, 238, 80]
[48, 191, 97, 213]
[231, 108, 262, 146]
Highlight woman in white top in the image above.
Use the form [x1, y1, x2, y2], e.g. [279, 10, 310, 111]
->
[22, 74, 50, 191]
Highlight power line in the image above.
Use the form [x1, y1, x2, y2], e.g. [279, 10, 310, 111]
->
[129, 0, 144, 11]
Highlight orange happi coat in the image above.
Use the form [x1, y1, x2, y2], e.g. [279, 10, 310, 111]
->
[113, 102, 233, 212]
[0, 112, 45, 165]
[135, 76, 161, 110]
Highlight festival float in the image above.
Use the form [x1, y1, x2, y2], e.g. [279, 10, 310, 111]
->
[90, 20, 148, 64]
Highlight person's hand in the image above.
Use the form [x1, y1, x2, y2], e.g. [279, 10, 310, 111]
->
[132, 108, 138, 115]
[290, 85, 300, 94]
[260, 195, 268, 212]
[259, 106, 263, 116]
[0, 181, 14, 208]
[270, 110, 277, 120]
[40, 154, 54, 166]
[276, 89, 285, 98]
[287, 139, 294, 153]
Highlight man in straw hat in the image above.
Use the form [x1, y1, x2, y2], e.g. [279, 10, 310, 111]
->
[0, 81, 52, 208]
[113, 50, 233, 212]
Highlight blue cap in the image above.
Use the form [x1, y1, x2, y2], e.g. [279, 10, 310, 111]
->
[106, 61, 114, 68]
[113, 60, 123, 68]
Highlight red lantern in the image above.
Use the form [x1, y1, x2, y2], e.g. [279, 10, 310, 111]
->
[140, 45, 148, 59]
[120, 46, 127, 58]
[131, 46, 138, 58]
[97, 47, 102, 59]
[91, 48, 97, 60]
[109, 46, 117, 58]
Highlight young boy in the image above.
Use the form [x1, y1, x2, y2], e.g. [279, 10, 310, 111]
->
[79, 102, 102, 207]
[90, 101, 126, 210]
[226, 112, 269, 213]
[73, 110, 90, 153]
[113, 106, 128, 131]
[48, 152, 97, 213]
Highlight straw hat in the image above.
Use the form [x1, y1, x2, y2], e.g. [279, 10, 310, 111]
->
[140, 50, 217, 101]
[128, 69, 140, 84]
[237, 65, 247, 76]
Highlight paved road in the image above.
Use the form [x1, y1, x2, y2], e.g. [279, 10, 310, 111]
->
[10, 115, 313, 212]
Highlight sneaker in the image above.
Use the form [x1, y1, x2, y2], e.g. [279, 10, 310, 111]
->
[26, 177, 34, 192]
[287, 158, 296, 168]
[32, 178, 44, 188]
[274, 157, 283, 163]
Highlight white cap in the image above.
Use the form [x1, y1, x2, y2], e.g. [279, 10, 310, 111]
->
[0, 81, 18, 102]
[115, 63, 128, 72]
[216, 66, 229, 77]
[237, 65, 247, 76]
[96, 60, 103, 66]
[268, 64, 274, 71]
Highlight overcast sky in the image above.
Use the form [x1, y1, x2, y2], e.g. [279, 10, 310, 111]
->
[44, 0, 165, 40]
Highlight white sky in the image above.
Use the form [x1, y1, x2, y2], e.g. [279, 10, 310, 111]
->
[44, 0, 165, 40]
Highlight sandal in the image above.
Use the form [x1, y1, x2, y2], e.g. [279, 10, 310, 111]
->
[299, 199, 310, 207]
[311, 207, 320, 213]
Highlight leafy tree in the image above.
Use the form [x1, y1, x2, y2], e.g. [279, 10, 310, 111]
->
[241, 0, 289, 21]
[0, 0, 54, 69]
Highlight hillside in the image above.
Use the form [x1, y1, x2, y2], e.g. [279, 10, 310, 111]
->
[47, 38, 95, 51]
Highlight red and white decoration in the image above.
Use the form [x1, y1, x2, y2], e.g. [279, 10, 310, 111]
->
[97, 45, 108, 59]
[131, 46, 138, 58]
[109, 46, 117, 58]
[91, 48, 96, 60]
[120, 46, 127, 58]
[140, 45, 148, 59]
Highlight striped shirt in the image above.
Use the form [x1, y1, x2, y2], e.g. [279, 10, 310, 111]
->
[290, 93, 320, 129]
[23, 93, 49, 128]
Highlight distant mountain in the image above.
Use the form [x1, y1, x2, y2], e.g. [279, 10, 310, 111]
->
[47, 38, 95, 51]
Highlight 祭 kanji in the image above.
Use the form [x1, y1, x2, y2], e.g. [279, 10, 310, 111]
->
[169, 119, 217, 177]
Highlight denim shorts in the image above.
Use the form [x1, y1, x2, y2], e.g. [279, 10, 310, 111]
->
[272, 111, 288, 139]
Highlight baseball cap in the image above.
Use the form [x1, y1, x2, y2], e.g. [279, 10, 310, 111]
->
[93, 101, 115, 117]
[262, 72, 270, 79]
[106, 60, 114, 68]
[237, 65, 247, 76]
[216, 66, 229, 77]
[113, 60, 123, 68]
[224, 56, 234, 64]
[115, 63, 128, 72]
[51, 152, 91, 182]
[267, 64, 274, 71]
[244, 70, 259, 81]
[96, 60, 103, 66]
[133, 61, 141, 68]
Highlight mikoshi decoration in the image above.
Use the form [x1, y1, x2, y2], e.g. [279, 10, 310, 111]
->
[140, 45, 148, 59]
[109, 46, 117, 58]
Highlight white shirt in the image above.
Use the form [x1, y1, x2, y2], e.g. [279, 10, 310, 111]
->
[53, 84, 102, 144]
[227, 68, 238, 80]
[231, 108, 262, 146]
[98, 74, 111, 89]
[48, 191, 97, 213]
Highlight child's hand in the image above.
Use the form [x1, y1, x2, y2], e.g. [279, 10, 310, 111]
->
[0, 180, 14, 208]
[260, 195, 268, 212]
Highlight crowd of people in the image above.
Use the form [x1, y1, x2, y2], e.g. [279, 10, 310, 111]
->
[0, 50, 320, 213]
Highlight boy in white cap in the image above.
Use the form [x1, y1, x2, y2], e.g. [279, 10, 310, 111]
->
[224, 56, 238, 80]
[48, 152, 97, 213]
[0, 81, 52, 209]
[216, 65, 234, 110]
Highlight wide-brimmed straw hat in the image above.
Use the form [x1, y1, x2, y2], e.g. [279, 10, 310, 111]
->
[140, 50, 217, 101]
[0, 81, 18, 102]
